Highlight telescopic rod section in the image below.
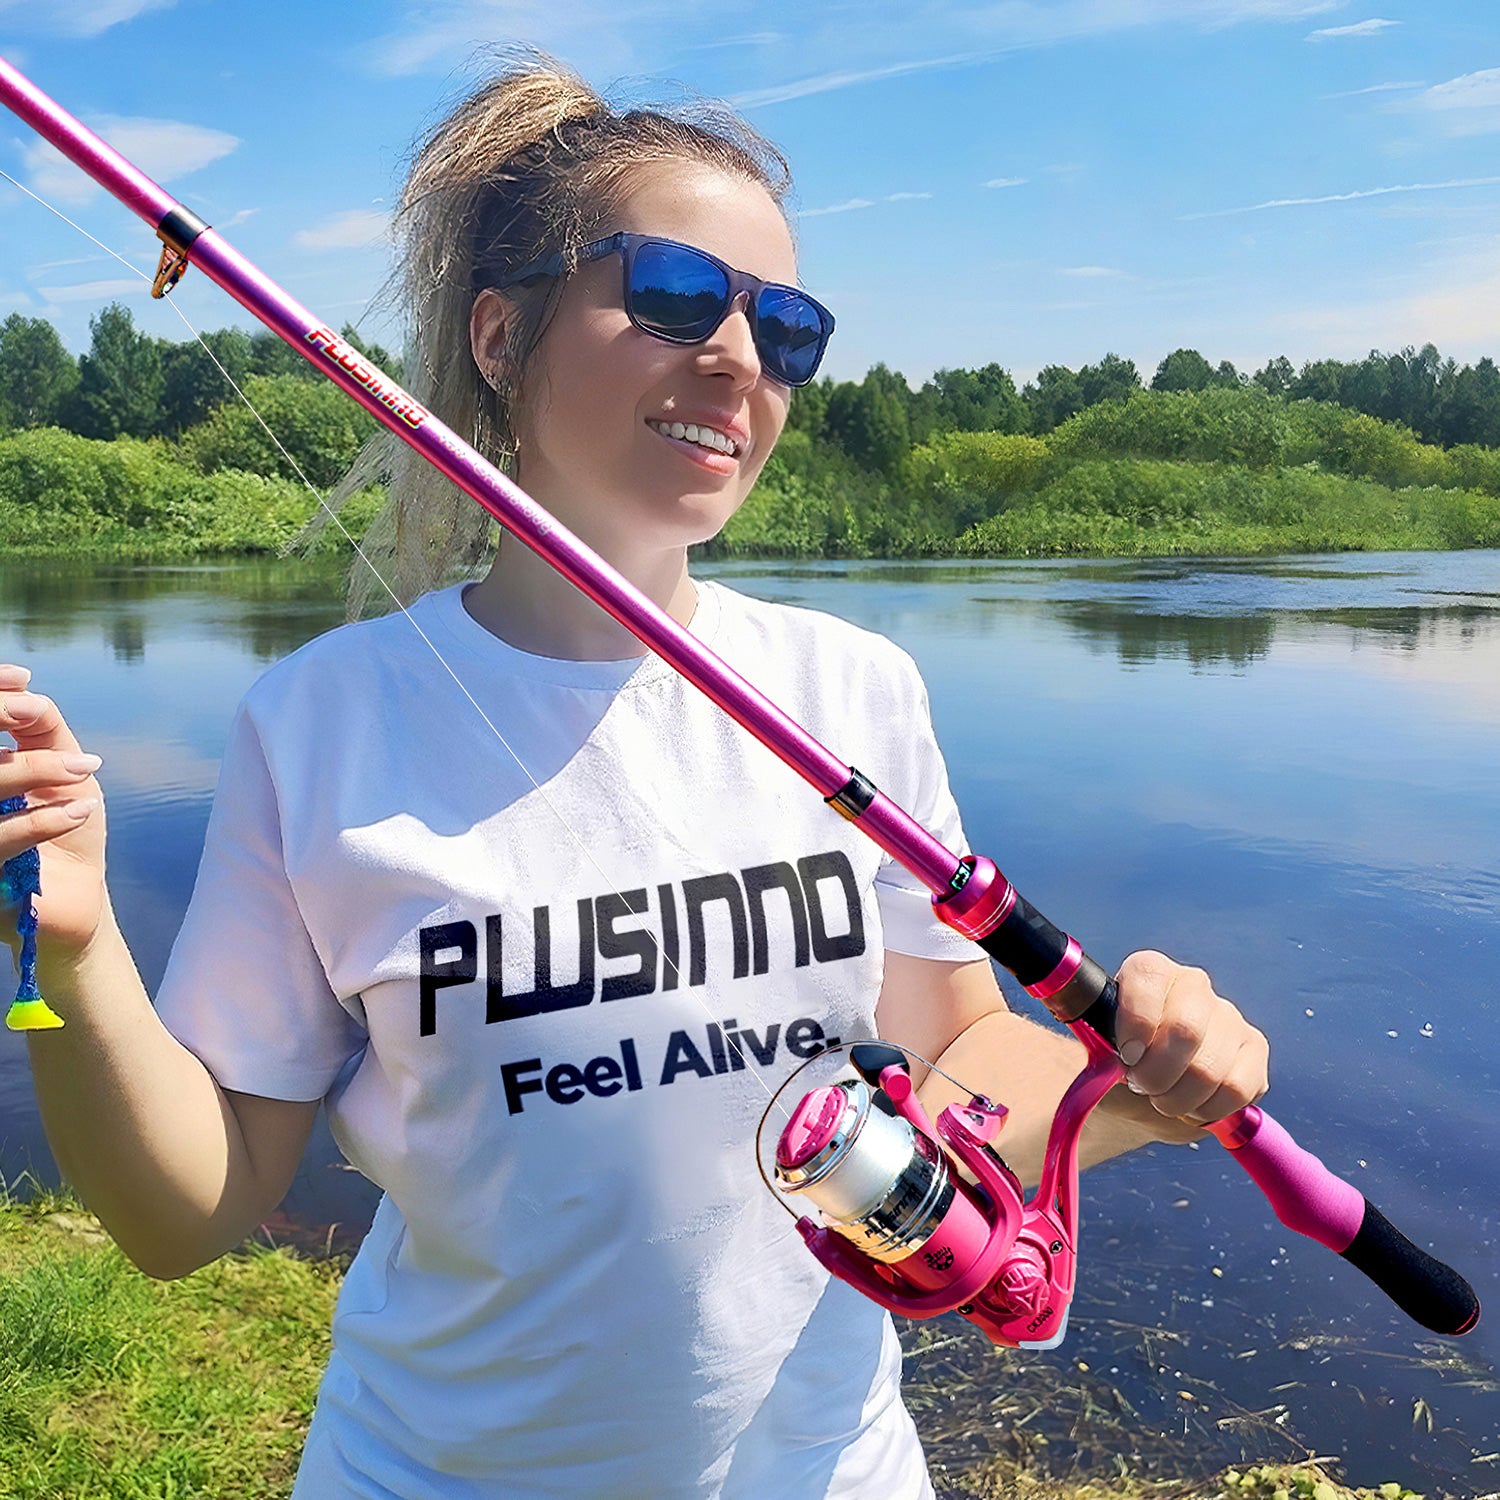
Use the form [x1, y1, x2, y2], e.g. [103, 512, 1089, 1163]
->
[0, 52, 1477, 1338]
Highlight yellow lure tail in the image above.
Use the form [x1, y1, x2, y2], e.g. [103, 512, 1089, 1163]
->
[7, 996, 65, 1031]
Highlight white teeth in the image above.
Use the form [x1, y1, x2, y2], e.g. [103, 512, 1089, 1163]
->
[650, 419, 739, 457]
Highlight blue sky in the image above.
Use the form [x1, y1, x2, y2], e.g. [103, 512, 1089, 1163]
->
[1, 0, 1498, 389]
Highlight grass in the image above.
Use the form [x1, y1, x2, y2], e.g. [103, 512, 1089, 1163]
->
[0, 1181, 1474, 1500]
[0, 1177, 339, 1499]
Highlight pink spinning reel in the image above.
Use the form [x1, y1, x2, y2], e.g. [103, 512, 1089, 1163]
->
[759, 1029, 1122, 1349]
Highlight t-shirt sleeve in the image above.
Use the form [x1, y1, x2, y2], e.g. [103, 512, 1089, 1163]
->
[872, 650, 981, 963]
[153, 702, 367, 1101]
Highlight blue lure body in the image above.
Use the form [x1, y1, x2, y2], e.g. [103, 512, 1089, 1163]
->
[1, 796, 64, 1030]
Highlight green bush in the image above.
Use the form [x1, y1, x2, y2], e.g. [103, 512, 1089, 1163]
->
[177, 374, 378, 489]
[0, 426, 381, 558]
[1051, 387, 1300, 470]
[955, 457, 1500, 557]
[1046, 386, 1493, 496]
[901, 430, 1051, 530]
[0, 428, 192, 545]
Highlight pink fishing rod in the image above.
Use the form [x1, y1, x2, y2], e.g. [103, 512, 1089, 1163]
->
[0, 54, 1478, 1341]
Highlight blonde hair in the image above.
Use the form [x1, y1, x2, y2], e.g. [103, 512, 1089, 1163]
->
[313, 50, 793, 617]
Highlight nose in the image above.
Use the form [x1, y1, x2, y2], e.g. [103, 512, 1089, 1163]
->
[697, 291, 762, 387]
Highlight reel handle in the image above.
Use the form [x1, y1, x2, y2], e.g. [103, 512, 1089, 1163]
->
[934, 855, 1481, 1337]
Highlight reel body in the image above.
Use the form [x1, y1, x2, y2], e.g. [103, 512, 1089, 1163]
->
[768, 1031, 1122, 1349]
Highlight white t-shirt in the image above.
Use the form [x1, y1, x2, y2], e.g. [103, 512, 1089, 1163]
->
[155, 579, 976, 1499]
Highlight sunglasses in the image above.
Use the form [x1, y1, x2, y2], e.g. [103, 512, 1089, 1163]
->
[490, 232, 835, 388]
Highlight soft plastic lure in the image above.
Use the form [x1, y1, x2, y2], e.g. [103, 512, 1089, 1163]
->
[1, 797, 65, 1031]
[0, 52, 1479, 1340]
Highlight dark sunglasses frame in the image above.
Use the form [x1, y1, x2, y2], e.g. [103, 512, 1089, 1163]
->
[489, 232, 835, 387]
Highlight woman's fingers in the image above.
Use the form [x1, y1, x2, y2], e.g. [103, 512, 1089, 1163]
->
[0, 689, 84, 756]
[0, 747, 104, 799]
[1113, 949, 1269, 1124]
[0, 795, 99, 863]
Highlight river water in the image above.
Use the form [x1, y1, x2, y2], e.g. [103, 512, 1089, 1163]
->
[2, 552, 1497, 1495]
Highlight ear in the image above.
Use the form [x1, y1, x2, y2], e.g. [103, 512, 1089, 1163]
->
[470, 289, 516, 389]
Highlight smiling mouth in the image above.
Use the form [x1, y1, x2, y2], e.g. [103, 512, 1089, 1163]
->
[647, 418, 741, 458]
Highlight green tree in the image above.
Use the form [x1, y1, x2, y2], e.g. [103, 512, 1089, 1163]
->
[67, 303, 165, 440]
[177, 371, 379, 488]
[1078, 353, 1140, 407]
[785, 378, 831, 442]
[159, 326, 256, 436]
[1024, 364, 1084, 432]
[1151, 348, 1216, 393]
[1291, 358, 1346, 405]
[823, 364, 912, 474]
[1437, 357, 1500, 448]
[1253, 356, 1295, 397]
[0, 314, 79, 429]
[917, 363, 1025, 438]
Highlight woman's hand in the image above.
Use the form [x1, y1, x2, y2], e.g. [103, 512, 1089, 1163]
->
[1111, 949, 1269, 1130]
[0, 664, 108, 959]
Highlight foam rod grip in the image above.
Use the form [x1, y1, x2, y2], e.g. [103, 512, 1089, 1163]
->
[1213, 1108, 1480, 1336]
[1341, 1199, 1481, 1337]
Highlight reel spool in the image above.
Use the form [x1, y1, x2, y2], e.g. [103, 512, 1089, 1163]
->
[757, 1035, 1123, 1349]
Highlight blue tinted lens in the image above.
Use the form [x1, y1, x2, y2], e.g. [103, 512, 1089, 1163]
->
[630, 242, 730, 340]
[756, 287, 828, 386]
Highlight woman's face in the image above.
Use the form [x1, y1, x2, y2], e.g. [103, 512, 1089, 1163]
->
[492, 162, 798, 556]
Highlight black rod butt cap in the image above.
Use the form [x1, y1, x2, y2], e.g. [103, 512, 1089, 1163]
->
[1341, 1199, 1481, 1336]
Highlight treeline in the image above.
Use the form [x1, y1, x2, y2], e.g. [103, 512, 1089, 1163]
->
[0, 305, 390, 556]
[779, 343, 1500, 475]
[2, 305, 1500, 560]
[702, 343, 1500, 558]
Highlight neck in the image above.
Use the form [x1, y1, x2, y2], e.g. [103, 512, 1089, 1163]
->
[463, 533, 698, 660]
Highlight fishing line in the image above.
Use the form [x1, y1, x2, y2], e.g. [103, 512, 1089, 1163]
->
[1, 166, 787, 1113]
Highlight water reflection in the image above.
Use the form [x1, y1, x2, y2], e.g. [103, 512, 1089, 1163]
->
[1, 551, 1497, 1495]
[2, 559, 349, 662]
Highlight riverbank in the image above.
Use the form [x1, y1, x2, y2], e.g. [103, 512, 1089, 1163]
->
[0, 1188, 1435, 1500]
[4, 385, 1500, 564]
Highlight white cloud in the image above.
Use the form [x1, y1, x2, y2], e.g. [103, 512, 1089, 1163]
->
[984, 176, 1029, 189]
[731, 53, 985, 110]
[0, 0, 179, 37]
[799, 198, 877, 218]
[1182, 176, 1500, 219]
[1307, 17, 1399, 39]
[1321, 79, 1426, 98]
[24, 116, 239, 205]
[292, 208, 392, 251]
[799, 191, 933, 218]
[27, 255, 111, 276]
[35, 277, 145, 303]
[1412, 68, 1500, 136]
[1059, 265, 1127, 277]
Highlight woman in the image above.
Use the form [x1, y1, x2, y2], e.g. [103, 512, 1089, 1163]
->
[0, 55, 1267, 1499]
